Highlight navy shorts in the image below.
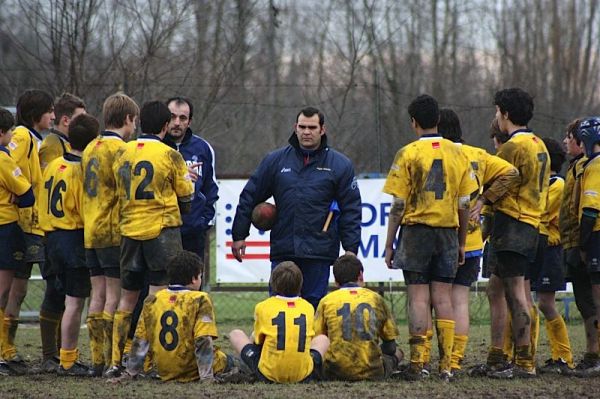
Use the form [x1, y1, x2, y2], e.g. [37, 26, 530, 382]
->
[120, 227, 182, 290]
[393, 224, 458, 280]
[47, 229, 90, 298]
[531, 245, 566, 292]
[583, 231, 600, 275]
[86, 247, 120, 278]
[526, 234, 548, 281]
[0, 222, 26, 271]
[481, 241, 495, 278]
[453, 256, 481, 287]
[240, 343, 323, 383]
[14, 233, 44, 279]
[490, 212, 538, 278]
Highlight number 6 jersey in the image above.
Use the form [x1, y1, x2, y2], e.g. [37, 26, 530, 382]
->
[383, 134, 477, 228]
[113, 134, 194, 240]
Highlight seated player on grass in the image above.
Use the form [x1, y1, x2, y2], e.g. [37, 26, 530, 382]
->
[115, 250, 232, 382]
[38, 113, 100, 376]
[229, 261, 330, 383]
[314, 255, 402, 381]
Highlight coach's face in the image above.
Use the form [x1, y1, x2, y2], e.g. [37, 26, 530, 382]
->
[168, 101, 191, 143]
[295, 113, 325, 150]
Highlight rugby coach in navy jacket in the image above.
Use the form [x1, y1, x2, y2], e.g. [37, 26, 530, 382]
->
[231, 106, 362, 309]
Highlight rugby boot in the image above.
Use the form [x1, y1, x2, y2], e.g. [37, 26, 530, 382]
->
[87, 363, 105, 377]
[58, 361, 90, 377]
[539, 358, 572, 375]
[571, 353, 600, 378]
[103, 365, 123, 378]
[488, 363, 536, 379]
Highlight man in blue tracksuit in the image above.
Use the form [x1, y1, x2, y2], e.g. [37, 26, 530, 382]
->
[231, 106, 362, 309]
[164, 96, 219, 257]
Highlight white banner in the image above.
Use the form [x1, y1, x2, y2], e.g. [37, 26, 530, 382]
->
[216, 179, 405, 283]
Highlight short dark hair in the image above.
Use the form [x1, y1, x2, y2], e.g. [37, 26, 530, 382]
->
[167, 250, 203, 286]
[140, 101, 171, 135]
[0, 107, 15, 132]
[16, 89, 54, 128]
[494, 88, 534, 126]
[296, 107, 324, 127]
[68, 114, 99, 151]
[408, 94, 439, 129]
[438, 108, 462, 143]
[333, 255, 364, 285]
[270, 261, 303, 297]
[566, 118, 582, 145]
[542, 137, 566, 173]
[54, 93, 86, 124]
[489, 118, 510, 144]
[166, 96, 194, 119]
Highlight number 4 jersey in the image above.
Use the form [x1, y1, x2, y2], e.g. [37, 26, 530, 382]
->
[314, 285, 399, 380]
[113, 135, 194, 240]
[38, 153, 84, 232]
[383, 134, 477, 228]
[253, 295, 316, 383]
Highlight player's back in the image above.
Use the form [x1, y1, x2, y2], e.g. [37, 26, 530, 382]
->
[254, 295, 315, 383]
[113, 135, 193, 240]
[139, 288, 218, 382]
[39, 130, 71, 171]
[315, 286, 398, 380]
[559, 155, 586, 249]
[81, 132, 126, 248]
[383, 134, 475, 228]
[547, 175, 565, 246]
[579, 155, 600, 232]
[38, 154, 84, 232]
[495, 131, 550, 228]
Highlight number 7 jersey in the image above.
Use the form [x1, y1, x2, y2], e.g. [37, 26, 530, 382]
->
[253, 296, 316, 383]
[383, 134, 477, 228]
[113, 135, 194, 240]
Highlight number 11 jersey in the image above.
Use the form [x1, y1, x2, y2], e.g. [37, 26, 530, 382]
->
[383, 134, 476, 228]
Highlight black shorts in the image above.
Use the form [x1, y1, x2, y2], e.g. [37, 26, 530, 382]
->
[583, 231, 600, 275]
[531, 245, 566, 292]
[0, 222, 26, 271]
[393, 224, 458, 280]
[490, 212, 538, 260]
[14, 233, 45, 279]
[453, 256, 481, 287]
[47, 229, 90, 298]
[527, 234, 548, 281]
[120, 227, 182, 290]
[481, 241, 495, 278]
[240, 343, 323, 383]
[86, 247, 120, 278]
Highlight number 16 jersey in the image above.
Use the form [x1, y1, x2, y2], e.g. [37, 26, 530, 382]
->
[383, 134, 476, 228]
[253, 295, 316, 383]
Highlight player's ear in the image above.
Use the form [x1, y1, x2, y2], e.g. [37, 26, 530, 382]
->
[320, 124, 326, 135]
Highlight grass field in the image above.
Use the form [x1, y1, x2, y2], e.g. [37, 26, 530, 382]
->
[1, 320, 599, 398]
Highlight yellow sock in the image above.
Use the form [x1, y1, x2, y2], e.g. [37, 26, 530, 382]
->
[502, 312, 513, 361]
[59, 348, 79, 370]
[487, 346, 506, 366]
[143, 350, 153, 372]
[530, 306, 540, 358]
[124, 338, 132, 356]
[1, 317, 18, 360]
[102, 311, 114, 366]
[514, 345, 534, 371]
[213, 348, 229, 374]
[423, 329, 434, 365]
[451, 334, 468, 370]
[86, 312, 105, 367]
[545, 316, 574, 368]
[435, 319, 455, 373]
[111, 310, 132, 367]
[409, 334, 427, 369]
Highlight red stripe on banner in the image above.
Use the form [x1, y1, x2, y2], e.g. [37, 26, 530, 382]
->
[226, 254, 270, 260]
[225, 241, 270, 247]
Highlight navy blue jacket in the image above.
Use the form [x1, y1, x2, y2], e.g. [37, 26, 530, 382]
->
[164, 129, 219, 235]
[232, 134, 362, 262]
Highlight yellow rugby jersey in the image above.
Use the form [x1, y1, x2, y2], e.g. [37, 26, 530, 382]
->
[254, 296, 315, 383]
[39, 130, 71, 171]
[460, 144, 516, 253]
[113, 135, 194, 240]
[81, 131, 126, 248]
[38, 154, 84, 232]
[494, 130, 550, 228]
[8, 125, 43, 234]
[547, 175, 565, 246]
[0, 147, 32, 225]
[559, 155, 586, 249]
[383, 134, 477, 228]
[579, 155, 600, 232]
[134, 287, 220, 382]
[314, 286, 398, 381]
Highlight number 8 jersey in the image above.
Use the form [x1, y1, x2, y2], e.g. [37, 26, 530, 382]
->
[383, 134, 477, 228]
[253, 295, 316, 383]
[113, 134, 194, 240]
